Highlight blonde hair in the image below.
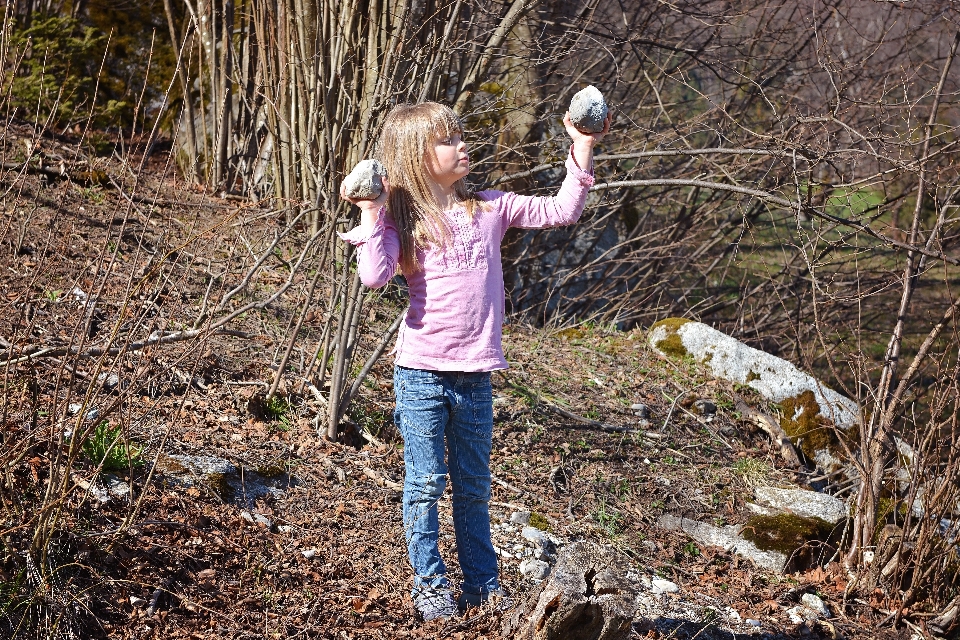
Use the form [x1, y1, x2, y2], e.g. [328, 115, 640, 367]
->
[378, 102, 481, 273]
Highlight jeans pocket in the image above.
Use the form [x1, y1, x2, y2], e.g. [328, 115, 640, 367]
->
[470, 387, 493, 436]
[396, 369, 446, 438]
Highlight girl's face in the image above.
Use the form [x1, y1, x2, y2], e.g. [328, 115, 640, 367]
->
[425, 131, 470, 188]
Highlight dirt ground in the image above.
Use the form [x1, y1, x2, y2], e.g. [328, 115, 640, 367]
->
[0, 126, 917, 639]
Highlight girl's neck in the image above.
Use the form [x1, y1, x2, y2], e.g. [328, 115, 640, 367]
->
[428, 180, 459, 211]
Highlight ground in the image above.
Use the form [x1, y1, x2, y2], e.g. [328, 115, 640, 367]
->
[0, 125, 918, 639]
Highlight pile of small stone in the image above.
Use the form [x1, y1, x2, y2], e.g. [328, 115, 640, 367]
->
[490, 510, 565, 582]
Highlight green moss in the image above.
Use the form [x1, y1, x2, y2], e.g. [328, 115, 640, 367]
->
[746, 370, 761, 382]
[204, 472, 235, 500]
[650, 318, 692, 358]
[529, 512, 552, 532]
[256, 461, 289, 478]
[778, 390, 856, 460]
[741, 513, 837, 558]
[556, 328, 583, 340]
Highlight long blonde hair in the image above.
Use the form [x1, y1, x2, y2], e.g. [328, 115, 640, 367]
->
[378, 102, 480, 273]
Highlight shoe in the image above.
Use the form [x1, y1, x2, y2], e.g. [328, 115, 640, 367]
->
[414, 588, 458, 621]
[457, 587, 514, 613]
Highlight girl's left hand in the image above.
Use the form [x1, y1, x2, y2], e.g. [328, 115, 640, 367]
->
[565, 111, 612, 172]
[564, 111, 613, 146]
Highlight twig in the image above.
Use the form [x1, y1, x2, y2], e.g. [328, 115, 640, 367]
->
[491, 473, 529, 497]
[545, 403, 640, 433]
[734, 396, 803, 468]
[146, 576, 175, 617]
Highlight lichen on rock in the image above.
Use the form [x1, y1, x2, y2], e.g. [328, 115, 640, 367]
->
[741, 513, 839, 569]
[647, 318, 861, 472]
[648, 317, 692, 359]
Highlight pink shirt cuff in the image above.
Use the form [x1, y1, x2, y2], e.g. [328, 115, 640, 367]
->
[567, 145, 595, 187]
[337, 208, 386, 246]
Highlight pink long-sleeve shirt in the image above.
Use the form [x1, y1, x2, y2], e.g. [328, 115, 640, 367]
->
[339, 148, 594, 372]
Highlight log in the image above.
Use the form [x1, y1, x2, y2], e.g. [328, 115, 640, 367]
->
[502, 541, 639, 640]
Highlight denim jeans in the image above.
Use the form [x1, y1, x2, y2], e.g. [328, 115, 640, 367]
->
[393, 365, 500, 598]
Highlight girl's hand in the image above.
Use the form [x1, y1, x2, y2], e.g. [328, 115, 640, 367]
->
[564, 111, 612, 145]
[564, 112, 612, 172]
[340, 177, 390, 231]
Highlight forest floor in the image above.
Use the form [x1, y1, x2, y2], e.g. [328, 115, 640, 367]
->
[0, 126, 915, 640]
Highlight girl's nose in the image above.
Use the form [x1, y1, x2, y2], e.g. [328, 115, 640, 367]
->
[458, 139, 467, 152]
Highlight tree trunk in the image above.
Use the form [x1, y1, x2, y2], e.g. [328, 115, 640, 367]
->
[502, 541, 639, 640]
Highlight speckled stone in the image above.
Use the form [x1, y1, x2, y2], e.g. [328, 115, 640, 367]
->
[569, 85, 608, 133]
[343, 159, 386, 200]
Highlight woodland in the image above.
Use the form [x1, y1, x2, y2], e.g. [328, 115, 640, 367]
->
[0, 0, 959, 638]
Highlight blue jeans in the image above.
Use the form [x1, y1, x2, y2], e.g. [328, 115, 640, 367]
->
[393, 365, 500, 598]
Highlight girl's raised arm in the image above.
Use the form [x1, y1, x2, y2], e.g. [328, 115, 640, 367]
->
[496, 112, 612, 233]
[338, 180, 401, 288]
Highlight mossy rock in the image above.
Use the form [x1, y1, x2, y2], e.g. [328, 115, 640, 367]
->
[779, 390, 859, 462]
[741, 513, 842, 570]
[649, 317, 692, 358]
[204, 472, 236, 501]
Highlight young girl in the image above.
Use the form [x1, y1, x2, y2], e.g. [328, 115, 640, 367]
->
[339, 102, 611, 621]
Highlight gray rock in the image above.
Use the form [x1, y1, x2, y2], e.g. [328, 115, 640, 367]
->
[801, 593, 830, 617]
[519, 557, 551, 581]
[649, 319, 861, 473]
[694, 399, 717, 416]
[342, 159, 386, 200]
[97, 372, 120, 390]
[103, 475, 131, 501]
[240, 510, 272, 528]
[159, 451, 295, 505]
[510, 510, 531, 525]
[755, 486, 848, 524]
[786, 605, 816, 624]
[659, 514, 788, 573]
[522, 525, 557, 557]
[569, 86, 608, 133]
[68, 403, 82, 415]
[746, 618, 762, 627]
[129, 595, 147, 607]
[630, 403, 651, 419]
[651, 578, 679, 594]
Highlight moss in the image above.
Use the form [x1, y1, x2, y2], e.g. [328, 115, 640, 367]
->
[204, 472, 235, 500]
[529, 512, 552, 532]
[556, 328, 583, 340]
[256, 461, 289, 478]
[741, 513, 838, 567]
[155, 454, 187, 474]
[746, 370, 761, 382]
[650, 318, 692, 358]
[779, 390, 844, 460]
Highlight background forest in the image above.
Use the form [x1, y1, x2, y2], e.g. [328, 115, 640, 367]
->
[1, 0, 960, 638]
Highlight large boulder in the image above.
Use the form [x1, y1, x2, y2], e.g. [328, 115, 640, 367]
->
[648, 318, 860, 472]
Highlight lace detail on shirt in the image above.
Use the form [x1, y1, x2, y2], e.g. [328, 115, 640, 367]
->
[428, 207, 488, 272]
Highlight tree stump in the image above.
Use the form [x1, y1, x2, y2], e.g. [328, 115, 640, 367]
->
[502, 541, 639, 640]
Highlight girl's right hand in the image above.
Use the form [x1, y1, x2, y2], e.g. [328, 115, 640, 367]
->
[340, 178, 390, 231]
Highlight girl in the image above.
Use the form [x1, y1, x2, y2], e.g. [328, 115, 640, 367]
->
[339, 102, 611, 621]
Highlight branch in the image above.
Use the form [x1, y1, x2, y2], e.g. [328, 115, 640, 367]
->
[0, 329, 251, 367]
[589, 178, 960, 266]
